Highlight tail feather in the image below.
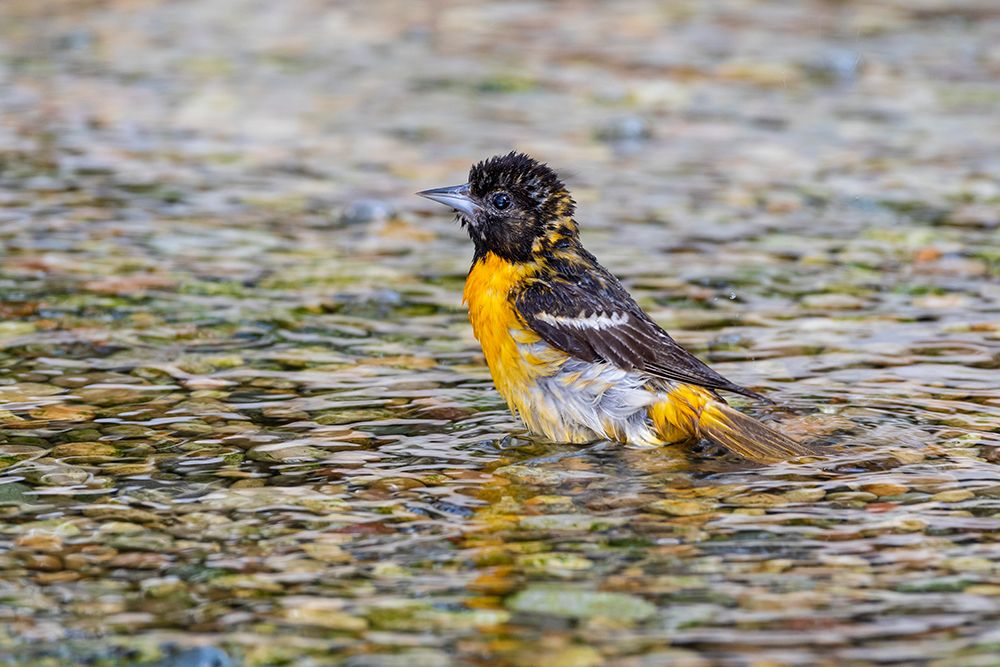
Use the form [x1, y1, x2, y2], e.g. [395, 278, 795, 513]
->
[699, 400, 815, 463]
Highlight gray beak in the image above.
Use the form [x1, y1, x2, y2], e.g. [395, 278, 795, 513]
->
[416, 183, 480, 218]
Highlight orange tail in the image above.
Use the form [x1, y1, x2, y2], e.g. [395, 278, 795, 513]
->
[651, 386, 814, 464]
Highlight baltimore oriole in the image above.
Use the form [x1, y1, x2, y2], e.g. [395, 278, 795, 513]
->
[418, 152, 813, 463]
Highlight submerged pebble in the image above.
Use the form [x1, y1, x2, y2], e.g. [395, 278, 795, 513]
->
[507, 586, 656, 622]
[340, 199, 396, 225]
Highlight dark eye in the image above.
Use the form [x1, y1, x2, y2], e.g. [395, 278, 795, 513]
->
[491, 192, 512, 210]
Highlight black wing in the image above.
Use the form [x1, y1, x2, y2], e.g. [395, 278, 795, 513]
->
[516, 269, 767, 400]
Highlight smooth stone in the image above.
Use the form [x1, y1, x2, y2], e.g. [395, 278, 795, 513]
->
[647, 498, 716, 516]
[861, 482, 910, 498]
[506, 585, 656, 622]
[931, 489, 975, 503]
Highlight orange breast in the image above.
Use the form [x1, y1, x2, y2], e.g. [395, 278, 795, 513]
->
[463, 253, 550, 410]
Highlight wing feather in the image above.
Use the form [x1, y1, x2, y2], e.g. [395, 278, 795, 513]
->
[517, 275, 767, 400]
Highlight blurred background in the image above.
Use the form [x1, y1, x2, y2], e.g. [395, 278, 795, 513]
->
[0, 1, 998, 666]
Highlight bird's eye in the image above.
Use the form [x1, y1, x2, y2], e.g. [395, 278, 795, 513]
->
[491, 192, 512, 210]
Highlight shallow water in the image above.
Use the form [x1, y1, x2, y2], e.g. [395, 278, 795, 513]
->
[0, 1, 998, 665]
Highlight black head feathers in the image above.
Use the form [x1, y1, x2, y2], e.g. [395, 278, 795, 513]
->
[418, 152, 578, 262]
[468, 152, 575, 220]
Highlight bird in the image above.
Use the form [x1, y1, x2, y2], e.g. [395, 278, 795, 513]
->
[417, 152, 814, 463]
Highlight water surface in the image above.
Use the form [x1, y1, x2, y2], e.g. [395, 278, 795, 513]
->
[0, 1, 998, 665]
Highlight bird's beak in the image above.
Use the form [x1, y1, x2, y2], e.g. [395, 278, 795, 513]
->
[416, 183, 480, 218]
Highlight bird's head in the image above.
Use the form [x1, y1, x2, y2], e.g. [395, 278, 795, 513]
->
[417, 152, 578, 262]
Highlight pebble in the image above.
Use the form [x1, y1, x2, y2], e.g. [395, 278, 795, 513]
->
[494, 465, 594, 486]
[108, 552, 169, 569]
[943, 557, 993, 573]
[514, 646, 604, 667]
[341, 199, 395, 225]
[35, 571, 81, 584]
[50, 442, 120, 460]
[15, 533, 63, 553]
[247, 442, 327, 463]
[21, 554, 62, 571]
[84, 507, 162, 524]
[725, 493, 786, 507]
[801, 293, 867, 310]
[647, 498, 716, 516]
[283, 604, 368, 631]
[931, 490, 975, 503]
[716, 58, 803, 86]
[22, 465, 92, 486]
[141, 577, 188, 598]
[524, 494, 575, 509]
[516, 552, 594, 574]
[783, 488, 827, 503]
[302, 543, 351, 563]
[519, 514, 623, 531]
[597, 115, 651, 142]
[506, 586, 656, 622]
[861, 482, 911, 498]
